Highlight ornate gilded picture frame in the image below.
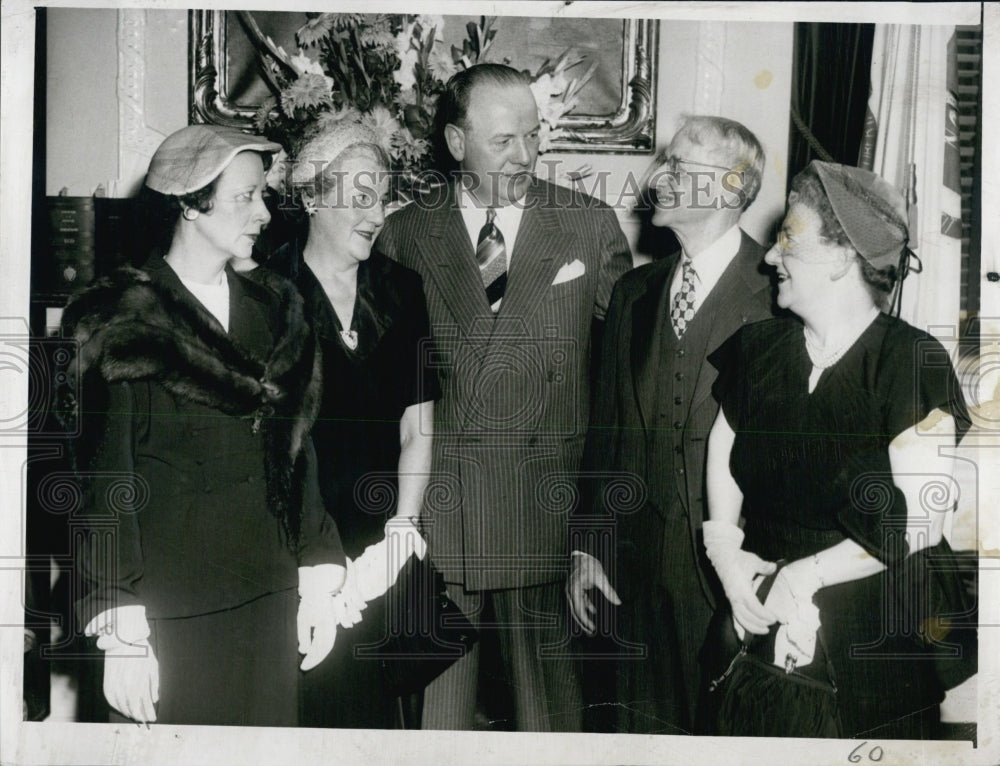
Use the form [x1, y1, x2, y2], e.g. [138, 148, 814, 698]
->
[189, 10, 657, 153]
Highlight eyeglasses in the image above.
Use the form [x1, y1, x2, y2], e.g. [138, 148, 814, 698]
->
[660, 155, 733, 173]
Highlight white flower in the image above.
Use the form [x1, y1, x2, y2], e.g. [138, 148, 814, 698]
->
[290, 49, 323, 77]
[264, 149, 291, 195]
[394, 46, 419, 92]
[362, 105, 402, 157]
[416, 15, 445, 41]
[429, 47, 458, 82]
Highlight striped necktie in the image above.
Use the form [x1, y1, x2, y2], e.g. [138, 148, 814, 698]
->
[670, 257, 697, 337]
[477, 207, 508, 312]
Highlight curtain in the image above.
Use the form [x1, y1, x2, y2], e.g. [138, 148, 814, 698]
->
[787, 23, 874, 187]
[859, 25, 962, 339]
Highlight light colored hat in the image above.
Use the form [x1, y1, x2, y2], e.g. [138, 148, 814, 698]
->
[290, 110, 381, 187]
[146, 125, 282, 196]
[810, 161, 909, 271]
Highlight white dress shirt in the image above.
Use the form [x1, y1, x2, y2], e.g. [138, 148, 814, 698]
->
[668, 224, 743, 315]
[457, 184, 525, 263]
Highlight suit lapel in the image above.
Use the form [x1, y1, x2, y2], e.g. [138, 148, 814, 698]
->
[687, 233, 767, 414]
[415, 185, 493, 336]
[227, 268, 273, 361]
[631, 257, 676, 431]
[494, 182, 563, 327]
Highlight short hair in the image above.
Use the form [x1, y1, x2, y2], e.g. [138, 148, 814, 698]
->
[435, 63, 531, 134]
[139, 150, 274, 256]
[789, 164, 899, 308]
[673, 115, 766, 210]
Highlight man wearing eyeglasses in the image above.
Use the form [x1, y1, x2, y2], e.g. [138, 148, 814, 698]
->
[567, 115, 776, 734]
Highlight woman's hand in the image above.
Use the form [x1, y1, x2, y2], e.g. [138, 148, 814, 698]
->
[87, 605, 159, 723]
[101, 638, 160, 723]
[703, 520, 777, 636]
[297, 563, 348, 671]
[763, 557, 824, 667]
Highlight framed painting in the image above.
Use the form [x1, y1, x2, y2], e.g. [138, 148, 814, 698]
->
[189, 10, 657, 153]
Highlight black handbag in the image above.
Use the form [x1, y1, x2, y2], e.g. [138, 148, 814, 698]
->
[707, 563, 842, 738]
[355, 553, 479, 696]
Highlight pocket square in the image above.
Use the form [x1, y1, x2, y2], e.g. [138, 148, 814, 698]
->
[552, 259, 586, 285]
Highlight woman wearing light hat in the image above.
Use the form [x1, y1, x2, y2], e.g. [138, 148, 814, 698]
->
[259, 111, 440, 729]
[702, 161, 971, 738]
[58, 124, 347, 725]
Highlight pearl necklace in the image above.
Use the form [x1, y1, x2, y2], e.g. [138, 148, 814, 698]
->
[802, 307, 880, 370]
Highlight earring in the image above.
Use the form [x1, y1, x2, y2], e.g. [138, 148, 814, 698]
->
[182, 207, 199, 221]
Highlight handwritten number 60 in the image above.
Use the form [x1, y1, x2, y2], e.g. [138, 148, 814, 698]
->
[848, 742, 884, 763]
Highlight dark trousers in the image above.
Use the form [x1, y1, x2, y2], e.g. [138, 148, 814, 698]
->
[616, 511, 715, 734]
[421, 581, 582, 732]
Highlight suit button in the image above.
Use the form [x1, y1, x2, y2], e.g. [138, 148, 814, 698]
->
[673, 421, 682, 430]
[675, 371, 684, 381]
[203, 485, 213, 494]
[677, 467, 685, 475]
[674, 396, 682, 406]
[676, 348, 685, 358]
[675, 444, 683, 454]
[194, 457, 205, 466]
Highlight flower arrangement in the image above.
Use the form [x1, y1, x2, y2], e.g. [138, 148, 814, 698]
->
[249, 13, 594, 199]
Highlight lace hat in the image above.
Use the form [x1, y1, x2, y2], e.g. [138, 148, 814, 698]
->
[146, 125, 282, 196]
[810, 161, 909, 271]
[288, 109, 382, 187]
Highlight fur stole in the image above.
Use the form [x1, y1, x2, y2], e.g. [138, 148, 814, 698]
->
[57, 266, 322, 549]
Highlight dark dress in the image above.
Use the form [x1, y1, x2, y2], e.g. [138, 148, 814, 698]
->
[64, 257, 343, 726]
[265, 244, 440, 728]
[711, 313, 970, 739]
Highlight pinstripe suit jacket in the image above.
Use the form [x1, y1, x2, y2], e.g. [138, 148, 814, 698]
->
[579, 232, 774, 602]
[376, 179, 632, 590]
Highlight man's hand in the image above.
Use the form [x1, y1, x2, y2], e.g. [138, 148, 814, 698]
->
[566, 552, 622, 635]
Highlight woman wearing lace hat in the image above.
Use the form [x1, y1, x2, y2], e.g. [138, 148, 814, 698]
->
[261, 112, 440, 729]
[59, 124, 347, 726]
[703, 160, 971, 738]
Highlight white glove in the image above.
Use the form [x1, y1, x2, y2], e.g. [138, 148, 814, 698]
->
[297, 563, 346, 672]
[353, 517, 426, 603]
[703, 520, 778, 637]
[85, 605, 159, 723]
[330, 557, 367, 630]
[764, 559, 824, 669]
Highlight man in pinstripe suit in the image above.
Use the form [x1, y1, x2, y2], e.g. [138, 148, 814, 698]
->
[567, 116, 776, 734]
[375, 64, 632, 731]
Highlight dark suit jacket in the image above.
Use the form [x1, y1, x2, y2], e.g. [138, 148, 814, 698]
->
[376, 178, 632, 590]
[579, 231, 773, 603]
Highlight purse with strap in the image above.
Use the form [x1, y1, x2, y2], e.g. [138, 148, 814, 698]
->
[707, 562, 842, 738]
[354, 553, 479, 696]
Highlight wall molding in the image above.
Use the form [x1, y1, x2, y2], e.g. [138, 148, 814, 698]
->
[694, 21, 726, 116]
[115, 9, 166, 197]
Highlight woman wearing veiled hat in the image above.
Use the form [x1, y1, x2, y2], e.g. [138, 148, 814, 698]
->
[260, 112, 440, 729]
[58, 125, 348, 726]
[702, 161, 971, 738]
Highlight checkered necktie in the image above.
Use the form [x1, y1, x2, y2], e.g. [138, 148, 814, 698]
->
[477, 207, 508, 312]
[670, 257, 698, 337]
